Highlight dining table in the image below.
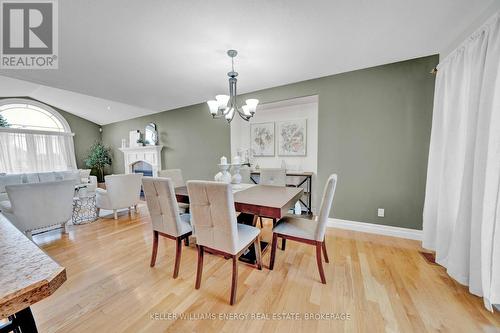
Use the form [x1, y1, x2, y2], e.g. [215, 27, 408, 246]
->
[175, 183, 304, 263]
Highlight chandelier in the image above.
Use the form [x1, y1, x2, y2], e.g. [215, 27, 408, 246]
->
[207, 50, 259, 123]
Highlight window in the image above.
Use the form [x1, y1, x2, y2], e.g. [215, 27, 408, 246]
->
[0, 101, 70, 132]
[0, 99, 77, 173]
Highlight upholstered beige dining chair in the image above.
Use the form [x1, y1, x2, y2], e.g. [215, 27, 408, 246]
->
[269, 174, 337, 284]
[142, 177, 192, 278]
[259, 168, 286, 186]
[187, 180, 262, 305]
[257, 168, 287, 229]
[158, 169, 189, 213]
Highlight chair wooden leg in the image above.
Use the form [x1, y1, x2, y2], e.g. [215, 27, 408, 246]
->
[173, 237, 182, 278]
[113, 209, 118, 220]
[230, 256, 238, 305]
[316, 242, 326, 284]
[150, 231, 159, 267]
[269, 233, 278, 270]
[195, 245, 204, 289]
[128, 207, 131, 215]
[96, 208, 100, 217]
[254, 236, 262, 270]
[259, 216, 263, 228]
[184, 236, 190, 246]
[134, 204, 138, 212]
[322, 241, 329, 263]
[281, 238, 286, 251]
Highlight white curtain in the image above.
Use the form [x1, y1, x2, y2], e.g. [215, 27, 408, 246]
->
[0, 129, 77, 173]
[423, 12, 500, 310]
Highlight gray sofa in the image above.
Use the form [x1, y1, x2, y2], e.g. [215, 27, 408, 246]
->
[0, 170, 97, 212]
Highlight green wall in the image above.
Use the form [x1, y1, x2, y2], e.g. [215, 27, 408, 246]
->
[103, 55, 438, 230]
[102, 103, 230, 182]
[0, 97, 102, 169]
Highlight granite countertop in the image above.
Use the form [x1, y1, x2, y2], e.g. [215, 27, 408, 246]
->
[0, 214, 66, 318]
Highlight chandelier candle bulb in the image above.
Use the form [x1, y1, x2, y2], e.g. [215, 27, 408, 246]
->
[242, 105, 251, 116]
[207, 100, 218, 115]
[220, 156, 227, 165]
[216, 95, 229, 109]
[232, 155, 241, 165]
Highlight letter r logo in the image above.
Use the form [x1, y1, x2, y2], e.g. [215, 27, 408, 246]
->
[2, 2, 53, 54]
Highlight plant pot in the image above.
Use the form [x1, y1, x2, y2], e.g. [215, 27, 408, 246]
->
[97, 182, 106, 189]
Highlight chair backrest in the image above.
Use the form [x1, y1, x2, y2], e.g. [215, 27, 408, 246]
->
[79, 169, 92, 183]
[187, 180, 239, 254]
[6, 180, 75, 233]
[315, 174, 338, 241]
[158, 169, 185, 187]
[104, 174, 142, 207]
[142, 177, 185, 237]
[259, 168, 286, 186]
[0, 174, 23, 194]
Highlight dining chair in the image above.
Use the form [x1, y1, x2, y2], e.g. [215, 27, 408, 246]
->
[158, 169, 189, 213]
[269, 174, 337, 284]
[142, 177, 192, 278]
[257, 168, 287, 230]
[187, 180, 262, 305]
[259, 168, 286, 186]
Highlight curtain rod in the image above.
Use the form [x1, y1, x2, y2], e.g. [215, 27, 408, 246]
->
[0, 127, 75, 137]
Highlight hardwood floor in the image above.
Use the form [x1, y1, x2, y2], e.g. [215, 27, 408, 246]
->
[31, 204, 500, 332]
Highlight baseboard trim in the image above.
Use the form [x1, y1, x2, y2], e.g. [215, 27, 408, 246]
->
[327, 218, 422, 241]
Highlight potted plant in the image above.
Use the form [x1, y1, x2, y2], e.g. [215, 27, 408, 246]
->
[136, 137, 150, 146]
[0, 114, 9, 127]
[84, 141, 112, 186]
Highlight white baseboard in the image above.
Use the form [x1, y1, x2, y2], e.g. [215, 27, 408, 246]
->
[327, 218, 422, 241]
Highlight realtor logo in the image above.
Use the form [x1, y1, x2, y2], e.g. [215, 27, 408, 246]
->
[0, 0, 58, 69]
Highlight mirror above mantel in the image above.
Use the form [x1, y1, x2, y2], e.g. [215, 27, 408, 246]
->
[145, 123, 158, 145]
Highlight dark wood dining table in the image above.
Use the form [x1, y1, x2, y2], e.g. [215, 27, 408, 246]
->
[175, 184, 303, 263]
[175, 184, 303, 220]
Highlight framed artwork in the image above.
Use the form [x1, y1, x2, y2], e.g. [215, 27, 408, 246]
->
[277, 119, 307, 156]
[250, 122, 275, 156]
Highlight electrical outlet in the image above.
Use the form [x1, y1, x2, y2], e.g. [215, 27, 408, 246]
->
[377, 208, 385, 217]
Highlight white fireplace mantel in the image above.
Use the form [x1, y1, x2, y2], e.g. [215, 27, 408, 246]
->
[119, 145, 164, 177]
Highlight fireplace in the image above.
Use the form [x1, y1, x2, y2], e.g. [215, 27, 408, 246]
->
[119, 145, 164, 177]
[131, 161, 153, 177]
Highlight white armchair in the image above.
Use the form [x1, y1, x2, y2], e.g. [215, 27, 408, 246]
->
[96, 174, 143, 219]
[79, 169, 97, 192]
[4, 180, 75, 239]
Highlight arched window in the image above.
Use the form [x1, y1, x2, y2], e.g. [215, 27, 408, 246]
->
[0, 99, 71, 133]
[0, 99, 77, 173]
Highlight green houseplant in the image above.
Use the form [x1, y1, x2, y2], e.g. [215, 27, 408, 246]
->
[84, 142, 112, 183]
[0, 114, 9, 127]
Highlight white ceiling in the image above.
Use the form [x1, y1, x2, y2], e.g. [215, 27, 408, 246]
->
[0, 0, 495, 125]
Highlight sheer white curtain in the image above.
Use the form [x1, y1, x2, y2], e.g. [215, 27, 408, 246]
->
[423, 13, 500, 310]
[0, 129, 77, 173]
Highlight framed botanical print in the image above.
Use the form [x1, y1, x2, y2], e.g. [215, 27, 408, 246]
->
[250, 122, 275, 156]
[277, 119, 307, 156]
